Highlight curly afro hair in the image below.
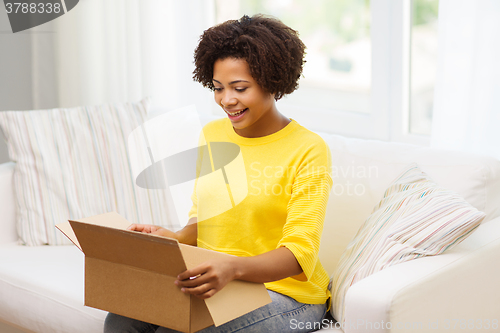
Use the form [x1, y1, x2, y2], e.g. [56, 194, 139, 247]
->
[193, 14, 306, 101]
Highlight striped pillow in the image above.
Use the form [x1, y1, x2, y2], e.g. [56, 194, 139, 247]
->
[330, 163, 485, 324]
[0, 98, 175, 245]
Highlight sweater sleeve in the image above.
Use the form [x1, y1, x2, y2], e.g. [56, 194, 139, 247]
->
[277, 140, 333, 281]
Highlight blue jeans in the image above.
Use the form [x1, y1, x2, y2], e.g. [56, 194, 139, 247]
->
[104, 290, 327, 333]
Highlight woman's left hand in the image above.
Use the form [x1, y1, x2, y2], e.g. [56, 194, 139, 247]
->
[175, 257, 238, 299]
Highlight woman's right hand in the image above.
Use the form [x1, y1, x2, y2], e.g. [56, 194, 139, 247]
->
[127, 224, 178, 240]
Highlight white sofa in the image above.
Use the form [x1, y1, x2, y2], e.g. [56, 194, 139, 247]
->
[1, 125, 500, 333]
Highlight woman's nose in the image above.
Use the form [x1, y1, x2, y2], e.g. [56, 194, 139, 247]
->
[220, 94, 236, 107]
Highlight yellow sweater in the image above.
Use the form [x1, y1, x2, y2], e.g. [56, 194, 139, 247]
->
[188, 118, 333, 305]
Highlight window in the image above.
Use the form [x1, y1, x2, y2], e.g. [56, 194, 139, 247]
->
[214, 0, 439, 144]
[410, 0, 439, 135]
[217, 0, 372, 115]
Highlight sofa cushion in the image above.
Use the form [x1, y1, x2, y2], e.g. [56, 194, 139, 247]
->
[329, 163, 485, 324]
[0, 98, 176, 245]
[0, 162, 16, 244]
[0, 243, 106, 333]
[316, 132, 500, 276]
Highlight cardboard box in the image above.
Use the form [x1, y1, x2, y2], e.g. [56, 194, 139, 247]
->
[56, 212, 272, 333]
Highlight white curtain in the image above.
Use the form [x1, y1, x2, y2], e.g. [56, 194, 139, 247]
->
[31, 0, 215, 114]
[431, 0, 500, 160]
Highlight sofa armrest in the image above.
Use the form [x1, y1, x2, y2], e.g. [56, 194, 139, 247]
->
[343, 216, 500, 333]
[0, 162, 17, 244]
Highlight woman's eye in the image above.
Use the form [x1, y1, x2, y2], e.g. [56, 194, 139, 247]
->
[235, 88, 247, 92]
[214, 87, 223, 92]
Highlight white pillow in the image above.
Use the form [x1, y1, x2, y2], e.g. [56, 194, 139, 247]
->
[330, 163, 486, 324]
[0, 98, 174, 245]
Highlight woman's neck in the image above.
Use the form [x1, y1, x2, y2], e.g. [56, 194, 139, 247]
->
[234, 109, 291, 138]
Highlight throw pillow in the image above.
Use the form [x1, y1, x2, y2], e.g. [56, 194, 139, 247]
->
[0, 98, 174, 245]
[330, 163, 486, 324]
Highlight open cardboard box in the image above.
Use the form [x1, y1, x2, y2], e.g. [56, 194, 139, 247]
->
[56, 212, 272, 333]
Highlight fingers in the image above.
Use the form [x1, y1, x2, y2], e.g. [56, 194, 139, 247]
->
[179, 283, 213, 296]
[151, 227, 174, 239]
[126, 224, 138, 231]
[175, 274, 207, 288]
[175, 264, 215, 298]
[126, 224, 158, 233]
[127, 224, 149, 232]
[196, 289, 217, 299]
[178, 280, 217, 299]
[191, 288, 217, 300]
[177, 265, 207, 281]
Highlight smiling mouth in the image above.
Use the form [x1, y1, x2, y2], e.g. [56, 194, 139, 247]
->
[226, 108, 248, 116]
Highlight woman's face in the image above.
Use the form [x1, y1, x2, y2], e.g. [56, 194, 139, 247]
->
[213, 57, 280, 138]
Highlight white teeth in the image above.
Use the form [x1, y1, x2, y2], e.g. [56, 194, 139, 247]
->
[228, 109, 246, 116]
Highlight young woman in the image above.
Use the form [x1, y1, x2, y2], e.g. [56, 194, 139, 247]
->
[104, 14, 333, 333]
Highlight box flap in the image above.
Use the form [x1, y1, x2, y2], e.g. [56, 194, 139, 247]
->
[179, 244, 272, 327]
[55, 211, 131, 251]
[204, 279, 272, 327]
[190, 294, 214, 332]
[70, 221, 187, 277]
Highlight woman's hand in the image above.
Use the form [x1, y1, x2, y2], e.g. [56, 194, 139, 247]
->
[126, 218, 198, 246]
[175, 257, 238, 299]
[127, 224, 178, 240]
[175, 247, 302, 299]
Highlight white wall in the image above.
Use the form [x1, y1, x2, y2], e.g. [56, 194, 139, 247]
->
[0, 9, 34, 163]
